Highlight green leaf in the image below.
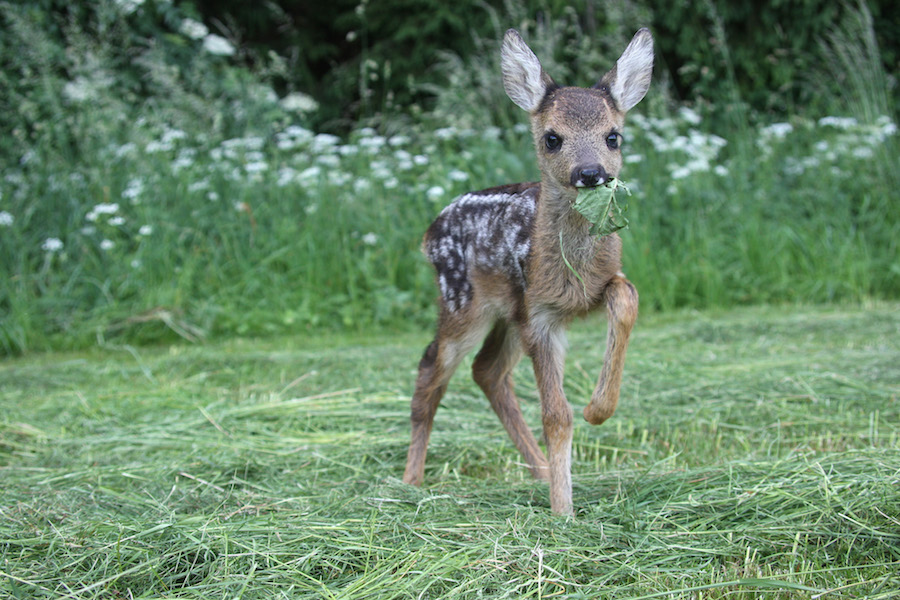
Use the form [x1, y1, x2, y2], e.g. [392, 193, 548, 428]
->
[572, 178, 631, 237]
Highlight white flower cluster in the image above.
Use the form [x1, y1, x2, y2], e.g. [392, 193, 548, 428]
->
[777, 115, 897, 177]
[629, 111, 729, 184]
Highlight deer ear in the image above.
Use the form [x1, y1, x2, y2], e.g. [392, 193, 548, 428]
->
[501, 29, 556, 113]
[598, 28, 653, 112]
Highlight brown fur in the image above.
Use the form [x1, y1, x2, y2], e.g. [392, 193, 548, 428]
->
[403, 28, 653, 515]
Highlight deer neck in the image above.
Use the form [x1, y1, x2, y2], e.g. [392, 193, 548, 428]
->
[535, 182, 595, 260]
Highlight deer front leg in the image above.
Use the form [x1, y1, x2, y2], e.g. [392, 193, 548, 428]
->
[526, 315, 574, 515]
[584, 274, 638, 425]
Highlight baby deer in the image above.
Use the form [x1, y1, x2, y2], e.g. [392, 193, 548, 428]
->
[403, 28, 654, 515]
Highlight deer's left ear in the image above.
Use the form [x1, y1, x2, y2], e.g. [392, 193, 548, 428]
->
[597, 28, 654, 112]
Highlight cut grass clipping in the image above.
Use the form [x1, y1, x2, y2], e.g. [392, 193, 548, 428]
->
[562, 178, 631, 294]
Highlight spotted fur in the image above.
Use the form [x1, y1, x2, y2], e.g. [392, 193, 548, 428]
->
[425, 183, 538, 312]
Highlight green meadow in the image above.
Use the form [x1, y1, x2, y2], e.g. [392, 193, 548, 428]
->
[1, 1, 898, 597]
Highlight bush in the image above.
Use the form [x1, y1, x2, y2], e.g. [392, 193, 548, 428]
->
[0, 1, 897, 355]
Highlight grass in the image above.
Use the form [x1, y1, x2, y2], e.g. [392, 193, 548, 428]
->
[1, 304, 898, 598]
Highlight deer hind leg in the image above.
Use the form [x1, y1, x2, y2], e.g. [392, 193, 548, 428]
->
[472, 321, 549, 481]
[584, 274, 638, 425]
[403, 312, 491, 486]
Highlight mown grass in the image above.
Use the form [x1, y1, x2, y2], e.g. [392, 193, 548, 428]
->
[1, 304, 898, 598]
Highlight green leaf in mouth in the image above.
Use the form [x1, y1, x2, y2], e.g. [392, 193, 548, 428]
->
[572, 178, 631, 237]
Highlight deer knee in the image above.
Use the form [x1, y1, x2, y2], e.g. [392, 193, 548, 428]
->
[541, 400, 574, 439]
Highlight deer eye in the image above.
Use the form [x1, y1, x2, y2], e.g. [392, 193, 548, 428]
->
[606, 132, 622, 150]
[544, 133, 562, 152]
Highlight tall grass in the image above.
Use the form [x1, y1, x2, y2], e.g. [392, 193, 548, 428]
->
[0, 2, 897, 355]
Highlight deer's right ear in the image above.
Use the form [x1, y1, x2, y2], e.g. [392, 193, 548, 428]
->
[501, 29, 555, 113]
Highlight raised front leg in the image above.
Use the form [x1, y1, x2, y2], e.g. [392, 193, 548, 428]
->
[525, 315, 574, 515]
[584, 274, 638, 425]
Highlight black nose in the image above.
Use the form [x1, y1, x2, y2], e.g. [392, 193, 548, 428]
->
[573, 166, 607, 188]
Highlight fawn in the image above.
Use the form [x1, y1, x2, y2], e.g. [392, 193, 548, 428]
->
[403, 28, 653, 515]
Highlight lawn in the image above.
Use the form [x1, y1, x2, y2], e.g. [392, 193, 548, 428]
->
[1, 304, 898, 598]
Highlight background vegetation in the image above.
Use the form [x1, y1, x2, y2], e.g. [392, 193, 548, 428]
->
[1, 3, 898, 597]
[0, 0, 898, 354]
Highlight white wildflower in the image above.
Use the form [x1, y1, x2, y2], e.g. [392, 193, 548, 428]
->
[670, 165, 692, 180]
[109, 216, 126, 227]
[172, 151, 195, 172]
[202, 34, 236, 57]
[100, 239, 115, 251]
[760, 122, 793, 139]
[245, 160, 269, 174]
[63, 77, 94, 103]
[312, 133, 341, 152]
[448, 169, 469, 182]
[139, 225, 153, 236]
[678, 106, 702, 125]
[42, 238, 64, 252]
[161, 128, 187, 144]
[413, 155, 429, 166]
[115, 0, 144, 15]
[359, 135, 387, 152]
[122, 179, 144, 201]
[371, 160, 392, 181]
[328, 171, 351, 187]
[299, 166, 322, 182]
[115, 143, 137, 158]
[179, 18, 209, 40]
[316, 154, 341, 168]
[188, 179, 210, 193]
[281, 125, 314, 143]
[362, 232, 378, 246]
[389, 135, 410, 147]
[818, 116, 857, 129]
[0, 211, 13, 226]
[426, 185, 444, 200]
[145, 139, 173, 153]
[86, 203, 120, 222]
[280, 92, 318, 113]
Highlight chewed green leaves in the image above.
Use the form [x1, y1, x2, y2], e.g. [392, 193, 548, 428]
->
[573, 178, 631, 237]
